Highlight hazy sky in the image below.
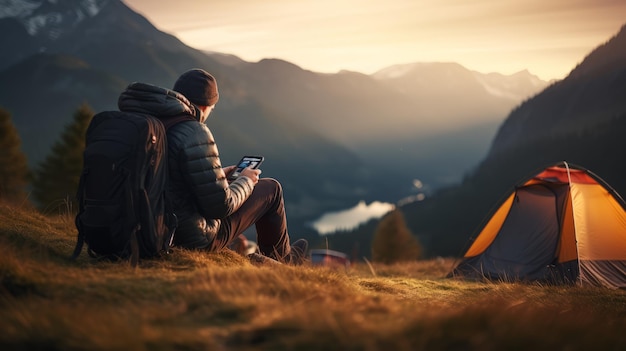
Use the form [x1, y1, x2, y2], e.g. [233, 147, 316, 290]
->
[123, 0, 626, 81]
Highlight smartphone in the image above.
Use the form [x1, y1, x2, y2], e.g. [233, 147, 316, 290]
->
[228, 155, 264, 180]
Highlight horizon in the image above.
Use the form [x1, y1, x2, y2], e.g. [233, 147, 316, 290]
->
[123, 0, 626, 81]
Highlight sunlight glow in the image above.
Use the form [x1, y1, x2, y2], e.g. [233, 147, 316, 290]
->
[124, 0, 626, 81]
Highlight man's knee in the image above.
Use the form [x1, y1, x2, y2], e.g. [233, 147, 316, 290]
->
[260, 177, 283, 196]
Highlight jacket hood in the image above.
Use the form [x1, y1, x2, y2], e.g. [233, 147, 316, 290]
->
[117, 82, 199, 120]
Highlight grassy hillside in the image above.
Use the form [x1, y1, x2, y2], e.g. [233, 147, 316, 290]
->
[1, 203, 626, 350]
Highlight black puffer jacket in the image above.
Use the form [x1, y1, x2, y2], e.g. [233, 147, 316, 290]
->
[118, 82, 254, 248]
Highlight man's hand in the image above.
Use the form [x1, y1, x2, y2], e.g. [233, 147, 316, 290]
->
[240, 166, 261, 185]
[223, 165, 237, 180]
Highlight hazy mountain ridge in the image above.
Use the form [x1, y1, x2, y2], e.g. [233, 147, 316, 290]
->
[0, 0, 552, 242]
[490, 24, 626, 155]
[371, 62, 542, 128]
[385, 23, 626, 258]
[472, 69, 548, 101]
[374, 63, 546, 104]
[226, 57, 548, 194]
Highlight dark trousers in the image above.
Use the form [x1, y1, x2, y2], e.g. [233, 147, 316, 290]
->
[211, 178, 291, 259]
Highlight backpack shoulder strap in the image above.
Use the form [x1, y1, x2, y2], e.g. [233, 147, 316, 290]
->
[161, 115, 196, 130]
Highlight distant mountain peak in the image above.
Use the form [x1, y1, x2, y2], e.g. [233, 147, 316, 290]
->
[372, 61, 462, 79]
[0, 0, 109, 38]
[371, 61, 548, 104]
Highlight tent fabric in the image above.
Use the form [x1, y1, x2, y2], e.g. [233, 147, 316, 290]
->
[450, 162, 626, 289]
[310, 249, 350, 269]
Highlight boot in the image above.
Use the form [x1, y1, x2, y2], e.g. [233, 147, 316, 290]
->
[285, 239, 309, 265]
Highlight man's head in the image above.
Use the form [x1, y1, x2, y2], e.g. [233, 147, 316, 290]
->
[173, 69, 219, 121]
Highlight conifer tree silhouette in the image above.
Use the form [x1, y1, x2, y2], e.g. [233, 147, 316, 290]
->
[371, 209, 422, 264]
[32, 103, 93, 213]
[0, 108, 30, 204]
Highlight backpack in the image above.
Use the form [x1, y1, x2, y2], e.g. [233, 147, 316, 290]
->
[71, 110, 180, 265]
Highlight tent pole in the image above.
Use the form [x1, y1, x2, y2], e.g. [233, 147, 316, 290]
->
[564, 161, 583, 287]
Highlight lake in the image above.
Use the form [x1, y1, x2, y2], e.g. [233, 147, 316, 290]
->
[309, 200, 395, 234]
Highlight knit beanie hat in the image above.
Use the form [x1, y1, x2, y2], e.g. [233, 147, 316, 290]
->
[173, 69, 219, 106]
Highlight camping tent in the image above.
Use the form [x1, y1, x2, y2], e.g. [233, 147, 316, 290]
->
[450, 162, 626, 289]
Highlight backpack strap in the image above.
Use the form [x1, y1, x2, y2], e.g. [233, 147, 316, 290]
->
[130, 225, 140, 267]
[121, 167, 141, 267]
[70, 168, 89, 260]
[71, 217, 86, 260]
[161, 114, 196, 130]
[157, 114, 191, 253]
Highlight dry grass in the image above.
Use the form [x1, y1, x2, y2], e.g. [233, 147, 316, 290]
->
[1, 202, 625, 351]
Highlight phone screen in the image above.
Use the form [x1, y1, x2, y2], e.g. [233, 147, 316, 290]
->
[229, 156, 264, 179]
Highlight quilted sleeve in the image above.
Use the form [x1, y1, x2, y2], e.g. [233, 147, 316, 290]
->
[169, 122, 254, 219]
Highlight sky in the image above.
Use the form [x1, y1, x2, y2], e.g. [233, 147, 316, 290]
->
[123, 0, 626, 81]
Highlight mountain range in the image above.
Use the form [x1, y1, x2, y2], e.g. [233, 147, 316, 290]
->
[1, 0, 559, 244]
[327, 23, 626, 258]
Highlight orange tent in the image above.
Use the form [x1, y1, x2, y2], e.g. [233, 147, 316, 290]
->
[450, 162, 626, 289]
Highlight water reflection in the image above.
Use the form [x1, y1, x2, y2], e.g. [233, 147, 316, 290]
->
[311, 200, 395, 234]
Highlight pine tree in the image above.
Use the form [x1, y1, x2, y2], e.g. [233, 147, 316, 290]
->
[32, 103, 93, 213]
[371, 209, 422, 264]
[0, 108, 30, 204]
